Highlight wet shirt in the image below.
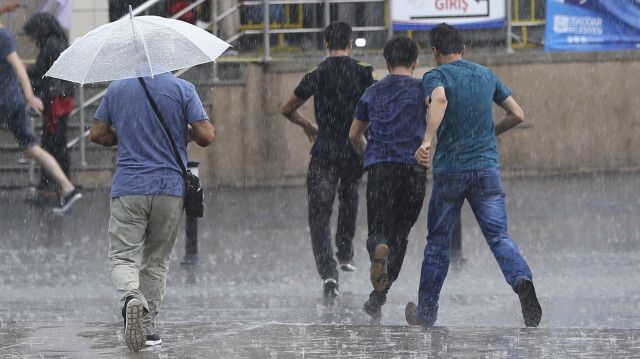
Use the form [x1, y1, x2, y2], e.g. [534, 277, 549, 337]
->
[354, 74, 427, 168]
[422, 59, 512, 173]
[0, 28, 24, 108]
[294, 56, 376, 161]
[94, 73, 208, 198]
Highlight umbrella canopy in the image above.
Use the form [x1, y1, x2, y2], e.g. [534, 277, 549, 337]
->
[45, 15, 231, 84]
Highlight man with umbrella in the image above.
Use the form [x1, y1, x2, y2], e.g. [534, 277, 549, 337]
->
[90, 60, 215, 352]
[47, 12, 230, 352]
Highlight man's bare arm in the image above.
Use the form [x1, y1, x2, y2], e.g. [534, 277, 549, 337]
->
[349, 118, 369, 159]
[495, 96, 524, 136]
[281, 94, 318, 143]
[89, 120, 118, 147]
[189, 119, 215, 147]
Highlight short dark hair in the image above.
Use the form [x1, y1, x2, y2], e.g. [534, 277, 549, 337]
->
[428, 23, 464, 55]
[383, 37, 419, 68]
[324, 21, 352, 50]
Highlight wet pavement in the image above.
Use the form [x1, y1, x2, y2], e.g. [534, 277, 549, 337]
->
[1, 171, 639, 357]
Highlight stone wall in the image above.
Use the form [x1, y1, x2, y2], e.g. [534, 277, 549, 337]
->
[492, 61, 640, 174]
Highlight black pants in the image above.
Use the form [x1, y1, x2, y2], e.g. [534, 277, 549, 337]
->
[307, 156, 363, 281]
[366, 162, 427, 293]
[39, 113, 69, 192]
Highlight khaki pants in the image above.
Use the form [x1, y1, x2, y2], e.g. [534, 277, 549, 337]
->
[108, 194, 184, 336]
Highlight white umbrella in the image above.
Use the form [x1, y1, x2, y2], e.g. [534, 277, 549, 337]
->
[45, 13, 231, 84]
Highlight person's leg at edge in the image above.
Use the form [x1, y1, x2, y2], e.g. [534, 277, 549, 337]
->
[334, 159, 362, 266]
[9, 107, 74, 194]
[139, 194, 184, 338]
[108, 196, 151, 315]
[24, 145, 74, 194]
[307, 156, 340, 285]
[415, 173, 466, 326]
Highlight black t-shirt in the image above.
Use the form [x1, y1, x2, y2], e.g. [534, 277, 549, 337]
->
[294, 56, 376, 160]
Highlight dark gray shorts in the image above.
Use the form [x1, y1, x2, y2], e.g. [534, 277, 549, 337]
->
[0, 105, 38, 149]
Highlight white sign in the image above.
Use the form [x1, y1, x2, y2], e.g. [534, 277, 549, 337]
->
[393, 0, 505, 30]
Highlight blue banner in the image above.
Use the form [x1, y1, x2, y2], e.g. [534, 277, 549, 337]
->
[545, 0, 640, 51]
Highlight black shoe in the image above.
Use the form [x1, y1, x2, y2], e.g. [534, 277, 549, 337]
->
[145, 333, 162, 346]
[52, 189, 82, 216]
[517, 278, 542, 327]
[363, 291, 386, 318]
[124, 298, 145, 352]
[323, 278, 339, 297]
[370, 244, 389, 292]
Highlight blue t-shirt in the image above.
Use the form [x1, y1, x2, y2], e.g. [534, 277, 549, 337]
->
[422, 59, 512, 173]
[0, 28, 24, 108]
[354, 74, 427, 168]
[94, 73, 208, 197]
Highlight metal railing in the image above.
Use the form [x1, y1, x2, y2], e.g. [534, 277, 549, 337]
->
[510, 0, 545, 49]
[238, 0, 390, 61]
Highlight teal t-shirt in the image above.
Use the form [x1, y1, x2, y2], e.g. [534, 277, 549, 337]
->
[422, 59, 512, 173]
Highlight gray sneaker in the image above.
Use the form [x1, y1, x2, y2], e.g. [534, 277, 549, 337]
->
[124, 299, 145, 352]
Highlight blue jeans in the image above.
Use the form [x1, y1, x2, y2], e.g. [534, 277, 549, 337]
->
[416, 168, 533, 325]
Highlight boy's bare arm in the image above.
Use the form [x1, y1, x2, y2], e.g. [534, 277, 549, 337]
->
[282, 94, 318, 143]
